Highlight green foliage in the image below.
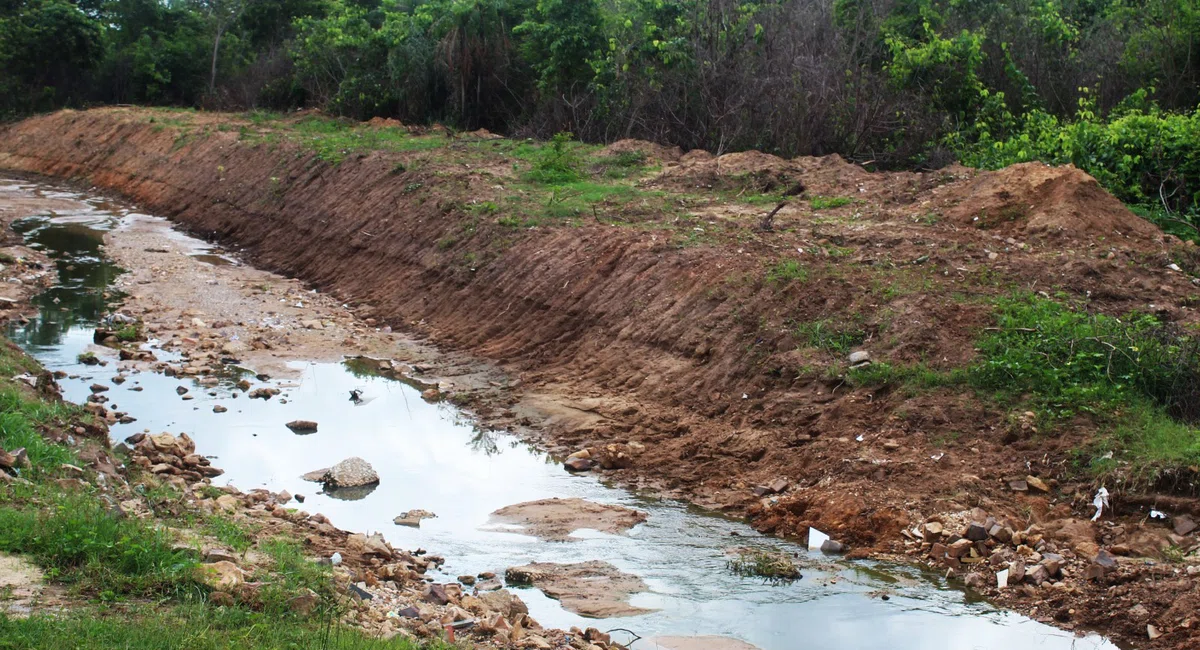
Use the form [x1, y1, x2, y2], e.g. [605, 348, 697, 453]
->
[809, 196, 852, 210]
[201, 516, 255, 555]
[970, 294, 1200, 420]
[793, 319, 866, 355]
[256, 538, 335, 616]
[0, 491, 200, 598]
[765, 260, 808, 285]
[526, 132, 584, 184]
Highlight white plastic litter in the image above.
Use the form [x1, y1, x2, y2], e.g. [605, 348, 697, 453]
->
[996, 568, 1009, 589]
[808, 527, 830, 551]
[330, 552, 343, 566]
[1149, 509, 1168, 520]
[1092, 487, 1110, 522]
[856, 435, 864, 442]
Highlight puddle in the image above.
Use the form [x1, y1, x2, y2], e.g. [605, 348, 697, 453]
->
[1, 176, 1122, 650]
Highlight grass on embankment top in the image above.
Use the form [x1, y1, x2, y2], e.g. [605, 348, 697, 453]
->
[0, 336, 450, 649]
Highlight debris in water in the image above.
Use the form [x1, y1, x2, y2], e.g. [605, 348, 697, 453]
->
[808, 527, 829, 551]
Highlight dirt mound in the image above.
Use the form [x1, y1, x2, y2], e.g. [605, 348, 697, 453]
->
[488, 498, 647, 541]
[365, 117, 404, 129]
[943, 162, 1159, 240]
[792, 154, 873, 195]
[652, 149, 804, 193]
[597, 139, 683, 164]
[467, 128, 503, 140]
[505, 561, 653, 618]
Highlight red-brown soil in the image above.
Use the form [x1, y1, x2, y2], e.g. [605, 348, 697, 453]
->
[2, 108, 1199, 648]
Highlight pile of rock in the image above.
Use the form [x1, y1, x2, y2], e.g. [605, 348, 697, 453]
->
[561, 442, 646, 473]
[123, 432, 223, 481]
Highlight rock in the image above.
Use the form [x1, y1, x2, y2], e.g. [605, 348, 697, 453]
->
[459, 575, 476, 586]
[948, 539, 975, 559]
[1025, 475, 1050, 493]
[820, 539, 847, 554]
[89, 383, 109, 393]
[1094, 549, 1118, 568]
[1039, 553, 1064, 576]
[213, 405, 228, 413]
[348, 583, 373, 601]
[1008, 479, 1028, 492]
[848, 350, 871, 366]
[286, 420, 319, 434]
[301, 468, 330, 482]
[215, 495, 240, 512]
[176, 386, 189, 395]
[922, 521, 944, 541]
[503, 561, 652, 618]
[964, 572, 988, 590]
[1025, 563, 1050, 585]
[349, 533, 393, 558]
[288, 588, 321, 615]
[248, 387, 280, 400]
[425, 583, 451, 606]
[475, 579, 503, 592]
[489, 498, 647, 541]
[323, 457, 378, 488]
[197, 561, 246, 590]
[1174, 515, 1197, 536]
[203, 547, 238, 563]
[477, 588, 529, 619]
[965, 523, 989, 541]
[563, 457, 594, 472]
[396, 605, 421, 618]
[394, 509, 436, 527]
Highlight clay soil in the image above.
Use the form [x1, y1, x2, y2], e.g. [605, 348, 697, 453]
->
[2, 107, 1200, 648]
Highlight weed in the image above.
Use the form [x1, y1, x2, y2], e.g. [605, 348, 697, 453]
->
[794, 319, 866, 354]
[765, 260, 808, 285]
[202, 516, 255, 555]
[809, 196, 852, 210]
[726, 549, 801, 582]
[526, 132, 583, 185]
[115, 325, 140, 342]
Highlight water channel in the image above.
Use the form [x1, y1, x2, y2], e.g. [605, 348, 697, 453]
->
[0, 176, 1120, 650]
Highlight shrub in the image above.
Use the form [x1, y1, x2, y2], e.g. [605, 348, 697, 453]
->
[526, 132, 583, 185]
[726, 549, 801, 582]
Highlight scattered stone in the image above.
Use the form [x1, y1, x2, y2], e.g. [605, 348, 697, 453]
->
[563, 457, 594, 472]
[1025, 475, 1050, 493]
[1008, 479, 1028, 492]
[249, 387, 280, 400]
[820, 539, 847, 554]
[394, 509, 437, 527]
[175, 386, 188, 395]
[965, 523, 989, 542]
[324, 457, 379, 488]
[1174, 515, 1197, 536]
[848, 350, 871, 366]
[213, 405, 228, 413]
[285, 420, 319, 434]
[424, 583, 450, 606]
[458, 575, 476, 586]
[89, 383, 108, 393]
[196, 561, 246, 590]
[288, 588, 320, 615]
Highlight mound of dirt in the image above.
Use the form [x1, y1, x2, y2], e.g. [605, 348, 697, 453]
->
[792, 153, 874, 196]
[504, 561, 653, 618]
[488, 497, 647, 541]
[942, 162, 1159, 240]
[365, 117, 404, 129]
[652, 149, 804, 193]
[597, 139, 683, 164]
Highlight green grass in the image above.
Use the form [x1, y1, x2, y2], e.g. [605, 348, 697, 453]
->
[201, 515, 256, 555]
[0, 606, 440, 650]
[0, 489, 201, 599]
[765, 259, 808, 285]
[809, 196, 852, 210]
[794, 319, 867, 355]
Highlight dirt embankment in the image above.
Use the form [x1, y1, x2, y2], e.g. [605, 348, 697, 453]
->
[3, 108, 1200, 649]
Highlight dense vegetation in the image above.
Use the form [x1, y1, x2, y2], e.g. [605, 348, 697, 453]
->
[1, 0, 1198, 220]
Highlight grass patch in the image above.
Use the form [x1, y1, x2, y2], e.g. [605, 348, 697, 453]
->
[0, 605, 438, 649]
[809, 196, 852, 210]
[201, 516, 256, 555]
[256, 538, 336, 615]
[726, 549, 801, 582]
[794, 319, 866, 355]
[765, 259, 808, 285]
[0, 489, 201, 599]
[524, 132, 585, 185]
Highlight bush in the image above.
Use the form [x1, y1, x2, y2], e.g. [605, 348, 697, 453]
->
[971, 294, 1200, 421]
[525, 132, 584, 185]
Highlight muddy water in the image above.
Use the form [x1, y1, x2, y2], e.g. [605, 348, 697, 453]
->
[1, 177, 1119, 650]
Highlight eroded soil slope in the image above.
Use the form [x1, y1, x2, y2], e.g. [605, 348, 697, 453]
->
[3, 107, 1200, 648]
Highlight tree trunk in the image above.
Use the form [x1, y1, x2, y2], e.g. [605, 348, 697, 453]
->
[210, 28, 224, 96]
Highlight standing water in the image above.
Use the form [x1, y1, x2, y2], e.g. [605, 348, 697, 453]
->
[1, 177, 1120, 650]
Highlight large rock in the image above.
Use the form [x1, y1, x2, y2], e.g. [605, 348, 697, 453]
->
[503, 561, 654, 618]
[310, 457, 378, 488]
